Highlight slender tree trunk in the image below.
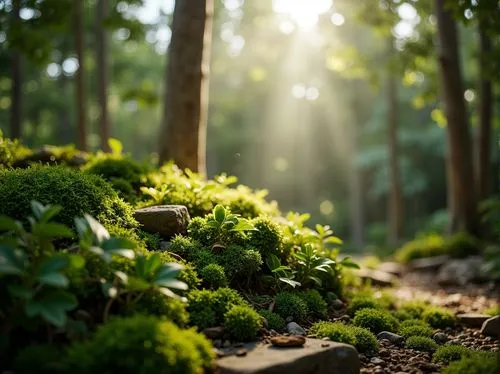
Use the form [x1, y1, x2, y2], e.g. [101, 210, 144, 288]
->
[10, 0, 22, 139]
[58, 72, 72, 144]
[74, 0, 87, 151]
[96, 0, 111, 152]
[159, 0, 214, 174]
[476, 20, 492, 201]
[434, 0, 477, 234]
[387, 46, 404, 246]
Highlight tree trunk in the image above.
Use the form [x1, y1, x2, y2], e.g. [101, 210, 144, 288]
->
[10, 0, 22, 139]
[476, 20, 492, 201]
[74, 0, 87, 151]
[387, 47, 403, 246]
[434, 0, 477, 234]
[96, 0, 110, 152]
[58, 72, 72, 144]
[158, 0, 214, 174]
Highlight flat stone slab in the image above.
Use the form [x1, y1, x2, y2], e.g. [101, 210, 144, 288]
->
[377, 262, 406, 276]
[357, 269, 395, 287]
[134, 205, 190, 238]
[216, 338, 359, 374]
[481, 316, 500, 337]
[410, 255, 450, 271]
[457, 314, 492, 328]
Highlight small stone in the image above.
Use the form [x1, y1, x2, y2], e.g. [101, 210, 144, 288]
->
[445, 339, 461, 346]
[269, 329, 279, 336]
[457, 334, 467, 340]
[357, 269, 395, 286]
[433, 332, 448, 344]
[214, 348, 225, 358]
[337, 315, 351, 323]
[261, 317, 269, 329]
[481, 316, 500, 337]
[377, 262, 405, 276]
[458, 314, 491, 328]
[134, 205, 190, 238]
[322, 337, 331, 341]
[270, 335, 306, 347]
[286, 322, 306, 336]
[370, 357, 384, 365]
[233, 342, 244, 348]
[203, 326, 225, 340]
[286, 316, 294, 323]
[213, 339, 222, 348]
[377, 331, 404, 345]
[410, 255, 450, 271]
[160, 241, 170, 251]
[331, 299, 345, 310]
[223, 340, 232, 348]
[236, 348, 247, 357]
[321, 343, 330, 348]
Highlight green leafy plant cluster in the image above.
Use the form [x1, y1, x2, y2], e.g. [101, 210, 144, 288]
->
[224, 305, 262, 341]
[258, 309, 286, 332]
[405, 336, 438, 352]
[274, 291, 309, 322]
[199, 264, 228, 289]
[353, 308, 399, 334]
[299, 289, 328, 319]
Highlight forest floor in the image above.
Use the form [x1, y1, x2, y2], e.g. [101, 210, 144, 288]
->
[359, 271, 500, 374]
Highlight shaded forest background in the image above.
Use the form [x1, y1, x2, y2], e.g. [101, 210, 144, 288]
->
[0, 0, 499, 255]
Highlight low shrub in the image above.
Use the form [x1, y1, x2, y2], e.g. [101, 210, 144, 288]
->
[199, 264, 228, 289]
[405, 336, 438, 353]
[258, 309, 286, 332]
[248, 217, 283, 257]
[85, 157, 145, 189]
[351, 326, 379, 354]
[274, 291, 308, 323]
[422, 307, 455, 329]
[353, 308, 399, 334]
[133, 294, 189, 327]
[218, 245, 263, 281]
[65, 315, 214, 374]
[308, 321, 356, 346]
[399, 325, 434, 340]
[347, 296, 381, 316]
[442, 352, 499, 374]
[300, 290, 328, 319]
[187, 216, 218, 247]
[0, 165, 137, 232]
[13, 344, 64, 374]
[224, 305, 262, 341]
[444, 232, 481, 258]
[432, 345, 472, 364]
[394, 234, 446, 264]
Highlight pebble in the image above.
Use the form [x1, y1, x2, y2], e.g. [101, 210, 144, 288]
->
[236, 348, 247, 357]
[370, 357, 384, 365]
[331, 299, 345, 310]
[433, 332, 448, 344]
[286, 322, 306, 336]
[377, 331, 404, 345]
[270, 335, 306, 347]
[223, 340, 231, 348]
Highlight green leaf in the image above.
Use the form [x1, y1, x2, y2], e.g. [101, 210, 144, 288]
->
[154, 262, 184, 282]
[40, 205, 63, 223]
[145, 254, 162, 275]
[0, 245, 26, 276]
[213, 205, 226, 224]
[38, 273, 69, 287]
[38, 256, 69, 275]
[325, 236, 343, 245]
[230, 219, 256, 232]
[205, 220, 220, 229]
[32, 223, 73, 238]
[81, 214, 110, 243]
[309, 276, 323, 286]
[30, 201, 45, 220]
[107, 249, 135, 260]
[340, 257, 360, 269]
[67, 254, 85, 269]
[8, 284, 34, 299]
[101, 237, 136, 251]
[266, 254, 281, 271]
[154, 279, 188, 290]
[108, 138, 123, 155]
[25, 291, 77, 327]
[0, 215, 20, 232]
[127, 276, 151, 291]
[279, 278, 301, 288]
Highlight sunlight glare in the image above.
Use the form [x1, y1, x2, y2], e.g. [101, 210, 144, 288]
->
[330, 13, 345, 26]
[273, 0, 332, 30]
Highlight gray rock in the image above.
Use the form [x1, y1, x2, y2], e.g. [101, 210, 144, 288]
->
[370, 357, 384, 365]
[433, 332, 448, 344]
[134, 205, 190, 239]
[357, 269, 395, 287]
[204, 326, 225, 340]
[377, 262, 406, 276]
[286, 322, 306, 336]
[331, 299, 345, 310]
[481, 316, 500, 337]
[286, 316, 294, 323]
[445, 339, 461, 346]
[376, 331, 404, 345]
[216, 339, 360, 374]
[457, 313, 491, 328]
[410, 255, 450, 271]
[437, 257, 484, 286]
[160, 241, 170, 251]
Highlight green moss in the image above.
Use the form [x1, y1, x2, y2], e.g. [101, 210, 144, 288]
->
[138, 230, 162, 251]
[399, 319, 431, 329]
[168, 235, 202, 260]
[224, 305, 262, 341]
[300, 290, 328, 319]
[353, 308, 399, 334]
[187, 216, 218, 247]
[14, 344, 65, 374]
[432, 345, 472, 364]
[483, 305, 500, 316]
[274, 292, 308, 323]
[187, 288, 247, 330]
[399, 325, 434, 340]
[396, 301, 429, 320]
[218, 245, 262, 280]
[248, 217, 283, 257]
[444, 232, 481, 258]
[394, 234, 446, 264]
[347, 296, 381, 316]
[405, 336, 438, 353]
[153, 251, 200, 291]
[0, 165, 137, 232]
[258, 309, 286, 332]
[133, 294, 189, 327]
[199, 264, 228, 289]
[308, 321, 356, 346]
[351, 326, 379, 354]
[192, 249, 218, 270]
[442, 352, 499, 374]
[65, 315, 214, 374]
[422, 307, 455, 329]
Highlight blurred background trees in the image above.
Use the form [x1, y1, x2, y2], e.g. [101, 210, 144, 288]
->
[0, 0, 498, 253]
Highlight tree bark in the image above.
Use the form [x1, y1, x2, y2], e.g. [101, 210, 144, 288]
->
[387, 42, 403, 246]
[96, 0, 111, 152]
[74, 0, 87, 151]
[434, 0, 477, 234]
[10, 0, 22, 139]
[159, 0, 214, 174]
[476, 20, 492, 201]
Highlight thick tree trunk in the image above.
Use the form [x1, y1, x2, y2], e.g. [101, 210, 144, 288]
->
[159, 0, 214, 174]
[10, 0, 22, 139]
[434, 0, 477, 234]
[96, 0, 111, 152]
[387, 51, 403, 246]
[476, 20, 492, 201]
[74, 0, 87, 151]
